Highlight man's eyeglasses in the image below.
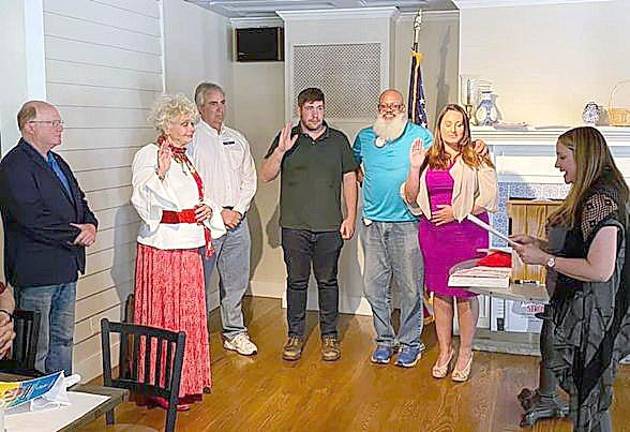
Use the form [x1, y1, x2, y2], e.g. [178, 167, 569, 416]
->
[29, 120, 64, 128]
[378, 103, 403, 112]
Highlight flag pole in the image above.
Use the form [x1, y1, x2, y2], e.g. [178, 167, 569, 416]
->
[410, 9, 434, 325]
[413, 10, 422, 51]
[408, 9, 425, 126]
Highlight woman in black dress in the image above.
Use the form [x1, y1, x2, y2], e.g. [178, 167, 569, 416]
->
[513, 126, 630, 432]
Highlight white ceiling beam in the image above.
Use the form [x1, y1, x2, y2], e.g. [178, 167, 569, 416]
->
[452, 0, 613, 9]
[186, 0, 456, 17]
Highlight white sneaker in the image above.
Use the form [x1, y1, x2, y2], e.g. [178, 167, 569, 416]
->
[224, 333, 258, 356]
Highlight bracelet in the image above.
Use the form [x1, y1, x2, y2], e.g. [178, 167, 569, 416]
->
[0, 309, 14, 322]
[155, 168, 165, 181]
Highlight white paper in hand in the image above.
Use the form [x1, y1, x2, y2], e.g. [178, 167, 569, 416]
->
[466, 214, 520, 247]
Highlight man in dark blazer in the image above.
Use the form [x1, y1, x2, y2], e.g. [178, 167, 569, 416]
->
[0, 100, 98, 375]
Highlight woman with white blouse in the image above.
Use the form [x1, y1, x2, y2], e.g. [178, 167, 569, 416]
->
[131, 94, 225, 410]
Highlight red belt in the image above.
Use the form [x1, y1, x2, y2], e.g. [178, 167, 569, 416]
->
[161, 209, 196, 224]
[161, 210, 213, 256]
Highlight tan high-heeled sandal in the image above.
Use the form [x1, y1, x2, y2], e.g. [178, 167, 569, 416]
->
[432, 348, 454, 379]
[452, 353, 473, 382]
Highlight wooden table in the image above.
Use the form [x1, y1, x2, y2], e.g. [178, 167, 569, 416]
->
[0, 373, 128, 431]
[59, 384, 128, 431]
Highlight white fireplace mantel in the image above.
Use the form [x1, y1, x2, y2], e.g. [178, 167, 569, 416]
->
[470, 126, 630, 184]
[472, 126, 630, 146]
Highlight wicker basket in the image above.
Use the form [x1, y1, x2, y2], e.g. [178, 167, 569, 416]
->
[608, 80, 630, 126]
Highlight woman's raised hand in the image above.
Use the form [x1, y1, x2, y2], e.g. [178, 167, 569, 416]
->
[157, 140, 172, 178]
[409, 138, 426, 169]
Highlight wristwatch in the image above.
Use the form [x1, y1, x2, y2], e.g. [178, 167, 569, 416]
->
[546, 255, 556, 269]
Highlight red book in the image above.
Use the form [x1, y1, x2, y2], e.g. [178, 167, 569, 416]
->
[477, 251, 512, 268]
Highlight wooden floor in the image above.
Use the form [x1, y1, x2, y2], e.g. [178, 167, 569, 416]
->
[79, 297, 630, 432]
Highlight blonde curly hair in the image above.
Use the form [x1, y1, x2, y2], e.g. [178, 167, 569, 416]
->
[148, 93, 198, 134]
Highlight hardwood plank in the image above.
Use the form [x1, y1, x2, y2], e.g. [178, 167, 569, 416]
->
[77, 297, 630, 432]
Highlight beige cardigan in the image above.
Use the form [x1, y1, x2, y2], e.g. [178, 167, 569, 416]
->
[402, 156, 498, 222]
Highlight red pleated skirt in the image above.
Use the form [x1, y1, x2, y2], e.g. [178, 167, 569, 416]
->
[133, 243, 211, 399]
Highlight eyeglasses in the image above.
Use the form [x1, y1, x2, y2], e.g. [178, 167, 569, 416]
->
[378, 103, 405, 112]
[377, 103, 404, 113]
[29, 120, 64, 128]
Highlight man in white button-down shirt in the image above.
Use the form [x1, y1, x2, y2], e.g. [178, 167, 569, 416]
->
[188, 82, 258, 356]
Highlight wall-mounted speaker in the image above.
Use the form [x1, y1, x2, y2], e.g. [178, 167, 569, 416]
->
[236, 27, 284, 62]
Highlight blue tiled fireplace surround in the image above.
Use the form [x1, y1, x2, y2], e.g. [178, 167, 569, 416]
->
[491, 182, 570, 248]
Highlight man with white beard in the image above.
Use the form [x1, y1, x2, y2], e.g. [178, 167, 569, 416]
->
[352, 89, 433, 367]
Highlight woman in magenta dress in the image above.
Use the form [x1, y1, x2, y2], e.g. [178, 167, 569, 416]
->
[403, 104, 498, 382]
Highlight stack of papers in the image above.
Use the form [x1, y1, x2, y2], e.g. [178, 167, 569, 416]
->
[448, 266, 511, 289]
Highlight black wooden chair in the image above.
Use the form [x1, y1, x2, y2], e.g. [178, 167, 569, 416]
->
[100, 318, 186, 432]
[0, 309, 42, 375]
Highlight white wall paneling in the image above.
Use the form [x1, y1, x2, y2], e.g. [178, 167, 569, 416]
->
[42, 0, 163, 381]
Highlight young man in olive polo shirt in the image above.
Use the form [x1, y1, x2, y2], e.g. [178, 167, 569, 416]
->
[261, 88, 358, 361]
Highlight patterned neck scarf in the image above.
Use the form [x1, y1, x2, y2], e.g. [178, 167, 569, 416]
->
[157, 135, 213, 255]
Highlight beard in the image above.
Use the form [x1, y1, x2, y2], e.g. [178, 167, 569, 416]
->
[373, 112, 407, 142]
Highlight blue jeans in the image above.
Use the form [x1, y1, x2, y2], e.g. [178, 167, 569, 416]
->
[16, 282, 77, 375]
[281, 228, 343, 338]
[203, 218, 251, 340]
[361, 221, 424, 349]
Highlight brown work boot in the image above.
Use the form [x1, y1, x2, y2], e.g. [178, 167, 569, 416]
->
[282, 336, 304, 361]
[321, 335, 341, 361]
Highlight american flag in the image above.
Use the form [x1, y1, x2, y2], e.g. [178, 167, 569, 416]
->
[408, 49, 429, 129]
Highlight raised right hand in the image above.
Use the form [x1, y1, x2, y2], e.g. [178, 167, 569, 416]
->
[277, 122, 298, 153]
[157, 140, 172, 177]
[409, 138, 426, 169]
